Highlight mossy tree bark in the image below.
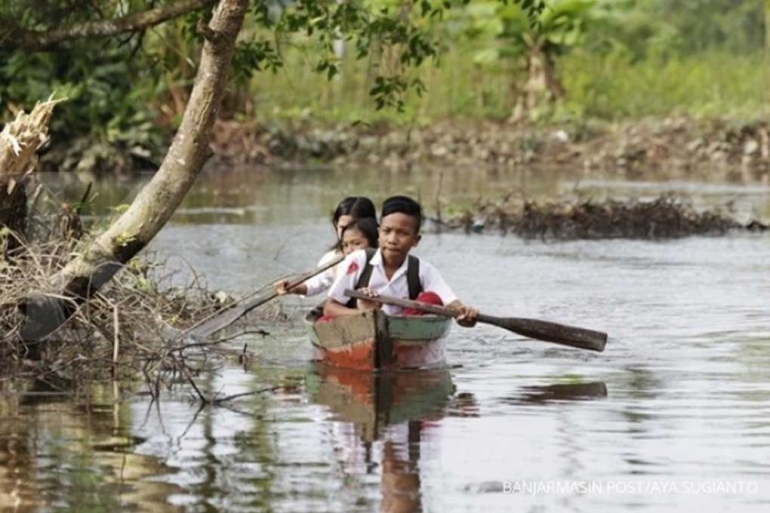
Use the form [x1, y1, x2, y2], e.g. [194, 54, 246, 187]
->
[20, 0, 249, 343]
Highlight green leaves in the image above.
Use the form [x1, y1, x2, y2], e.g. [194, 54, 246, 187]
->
[369, 76, 427, 111]
[237, 0, 446, 111]
[232, 40, 283, 82]
[315, 59, 339, 81]
[370, 76, 408, 110]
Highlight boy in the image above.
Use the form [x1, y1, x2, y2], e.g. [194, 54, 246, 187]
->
[324, 196, 478, 327]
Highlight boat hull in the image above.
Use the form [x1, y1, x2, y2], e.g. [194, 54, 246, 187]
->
[305, 309, 452, 371]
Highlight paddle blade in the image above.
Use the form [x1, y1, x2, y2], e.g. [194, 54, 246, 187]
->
[479, 315, 608, 352]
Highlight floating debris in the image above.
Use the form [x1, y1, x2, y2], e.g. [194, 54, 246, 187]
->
[434, 195, 761, 240]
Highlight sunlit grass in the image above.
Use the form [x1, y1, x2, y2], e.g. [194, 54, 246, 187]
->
[244, 44, 769, 125]
[560, 50, 770, 121]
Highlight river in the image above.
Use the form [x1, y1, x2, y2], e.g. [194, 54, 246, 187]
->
[2, 166, 770, 512]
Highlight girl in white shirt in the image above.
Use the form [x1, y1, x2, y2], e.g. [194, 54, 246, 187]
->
[276, 196, 376, 296]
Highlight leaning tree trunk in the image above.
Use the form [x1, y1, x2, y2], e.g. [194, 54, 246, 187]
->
[0, 100, 59, 255]
[20, 0, 249, 343]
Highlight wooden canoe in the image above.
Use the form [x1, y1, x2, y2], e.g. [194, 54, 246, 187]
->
[305, 309, 452, 371]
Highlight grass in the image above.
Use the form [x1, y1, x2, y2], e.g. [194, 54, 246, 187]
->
[561, 50, 770, 121]
[243, 43, 770, 126]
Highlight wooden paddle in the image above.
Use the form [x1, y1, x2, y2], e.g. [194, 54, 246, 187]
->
[344, 289, 608, 352]
[179, 255, 345, 341]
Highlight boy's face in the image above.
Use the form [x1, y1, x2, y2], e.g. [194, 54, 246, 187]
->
[379, 213, 421, 262]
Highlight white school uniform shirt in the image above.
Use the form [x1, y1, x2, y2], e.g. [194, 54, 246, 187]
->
[327, 249, 458, 315]
[304, 249, 343, 297]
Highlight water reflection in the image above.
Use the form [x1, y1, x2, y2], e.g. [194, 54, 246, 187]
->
[0, 381, 177, 511]
[307, 366, 459, 512]
[39, 165, 770, 228]
[504, 381, 609, 405]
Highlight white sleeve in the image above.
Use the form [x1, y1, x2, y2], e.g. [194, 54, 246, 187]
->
[327, 250, 367, 304]
[420, 259, 458, 306]
[303, 250, 340, 297]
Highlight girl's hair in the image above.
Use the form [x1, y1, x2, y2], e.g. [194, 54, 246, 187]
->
[341, 217, 379, 249]
[332, 197, 376, 227]
[330, 197, 377, 250]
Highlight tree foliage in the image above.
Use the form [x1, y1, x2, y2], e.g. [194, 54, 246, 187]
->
[1, 0, 766, 171]
[583, 0, 766, 58]
[0, 0, 498, 170]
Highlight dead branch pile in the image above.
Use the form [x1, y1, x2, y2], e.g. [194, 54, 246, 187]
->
[1, 100, 284, 400]
[512, 196, 740, 239]
[1, 195, 282, 394]
[437, 194, 752, 240]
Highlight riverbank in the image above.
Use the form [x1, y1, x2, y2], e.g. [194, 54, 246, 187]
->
[208, 116, 770, 183]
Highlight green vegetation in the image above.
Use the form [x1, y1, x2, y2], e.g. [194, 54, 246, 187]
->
[244, 46, 769, 124]
[246, 0, 769, 124]
[1, 0, 769, 171]
[561, 50, 767, 121]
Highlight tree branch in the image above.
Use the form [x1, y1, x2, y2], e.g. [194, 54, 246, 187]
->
[0, 0, 217, 50]
[19, 0, 249, 343]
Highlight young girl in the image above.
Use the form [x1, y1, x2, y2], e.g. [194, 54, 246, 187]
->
[277, 197, 376, 296]
[340, 217, 379, 256]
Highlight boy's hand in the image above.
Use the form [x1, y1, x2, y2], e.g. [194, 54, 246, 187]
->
[355, 287, 382, 310]
[454, 304, 478, 327]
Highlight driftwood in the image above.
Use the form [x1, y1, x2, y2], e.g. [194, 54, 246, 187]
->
[0, 98, 62, 250]
[0, 99, 60, 176]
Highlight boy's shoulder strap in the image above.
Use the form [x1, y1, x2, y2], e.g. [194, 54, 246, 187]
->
[406, 255, 422, 300]
[354, 248, 377, 290]
[353, 250, 421, 300]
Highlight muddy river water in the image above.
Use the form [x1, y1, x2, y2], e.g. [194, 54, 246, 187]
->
[2, 166, 770, 512]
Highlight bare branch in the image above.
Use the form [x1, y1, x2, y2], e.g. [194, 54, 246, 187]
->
[0, 0, 217, 50]
[212, 386, 280, 405]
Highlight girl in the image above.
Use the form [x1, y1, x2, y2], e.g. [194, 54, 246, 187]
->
[340, 217, 379, 256]
[277, 197, 376, 296]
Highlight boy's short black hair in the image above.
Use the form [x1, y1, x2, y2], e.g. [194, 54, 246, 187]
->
[381, 196, 423, 233]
